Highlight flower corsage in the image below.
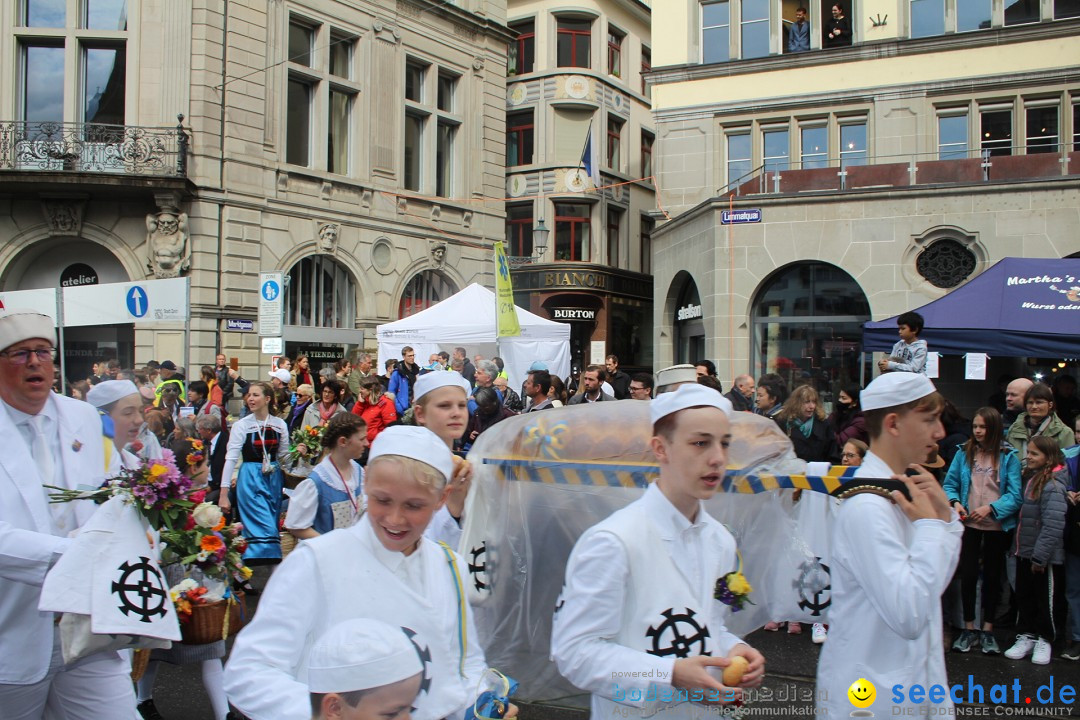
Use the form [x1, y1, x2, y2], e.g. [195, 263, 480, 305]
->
[714, 551, 754, 612]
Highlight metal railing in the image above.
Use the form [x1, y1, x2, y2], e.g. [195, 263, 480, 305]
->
[0, 116, 188, 177]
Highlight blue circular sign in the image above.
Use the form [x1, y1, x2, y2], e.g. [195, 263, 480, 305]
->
[261, 280, 280, 302]
[126, 286, 148, 318]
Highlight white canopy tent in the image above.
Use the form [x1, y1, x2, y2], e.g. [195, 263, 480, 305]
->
[376, 283, 571, 391]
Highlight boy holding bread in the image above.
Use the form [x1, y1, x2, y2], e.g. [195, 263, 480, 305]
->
[816, 372, 961, 717]
[551, 384, 765, 718]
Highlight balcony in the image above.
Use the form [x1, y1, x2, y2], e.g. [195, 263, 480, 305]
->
[0, 120, 188, 182]
[723, 145, 1078, 198]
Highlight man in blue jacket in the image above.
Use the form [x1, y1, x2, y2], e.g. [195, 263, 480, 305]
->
[387, 346, 420, 416]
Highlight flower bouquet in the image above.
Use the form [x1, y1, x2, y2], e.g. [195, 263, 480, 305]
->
[282, 423, 328, 486]
[47, 450, 194, 530]
[714, 552, 754, 612]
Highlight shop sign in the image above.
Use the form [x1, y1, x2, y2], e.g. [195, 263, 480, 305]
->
[551, 308, 597, 321]
[60, 263, 98, 287]
[291, 344, 346, 362]
[543, 271, 608, 289]
[721, 209, 762, 224]
[676, 304, 703, 322]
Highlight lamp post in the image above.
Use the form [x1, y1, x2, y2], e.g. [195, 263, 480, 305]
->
[533, 218, 549, 262]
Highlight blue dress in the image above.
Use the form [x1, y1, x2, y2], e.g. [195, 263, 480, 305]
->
[308, 462, 363, 534]
[230, 421, 285, 561]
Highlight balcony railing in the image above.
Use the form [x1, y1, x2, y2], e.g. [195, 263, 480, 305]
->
[720, 143, 1078, 198]
[0, 118, 188, 177]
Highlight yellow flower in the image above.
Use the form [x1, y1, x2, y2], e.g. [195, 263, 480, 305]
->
[149, 464, 168, 478]
[240, 566, 253, 580]
[727, 572, 752, 596]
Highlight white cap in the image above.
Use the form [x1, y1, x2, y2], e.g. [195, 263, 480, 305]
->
[0, 308, 55, 353]
[269, 369, 291, 384]
[86, 380, 140, 409]
[650, 383, 733, 426]
[413, 370, 471, 403]
[307, 618, 422, 694]
[368, 425, 454, 483]
[655, 364, 698, 390]
[861, 372, 937, 411]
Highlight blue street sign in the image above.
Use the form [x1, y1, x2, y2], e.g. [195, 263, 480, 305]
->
[226, 318, 255, 332]
[126, 285, 148, 318]
[720, 209, 762, 224]
[261, 280, 280, 302]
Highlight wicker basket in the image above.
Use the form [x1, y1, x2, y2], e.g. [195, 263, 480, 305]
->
[280, 530, 298, 558]
[130, 648, 151, 682]
[180, 593, 246, 645]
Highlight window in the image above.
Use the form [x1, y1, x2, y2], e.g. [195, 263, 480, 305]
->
[22, 44, 64, 123]
[22, 0, 65, 27]
[608, 27, 624, 77]
[507, 111, 535, 166]
[404, 113, 424, 191]
[607, 208, 623, 266]
[641, 47, 651, 96]
[839, 121, 868, 168]
[509, 20, 535, 75]
[800, 125, 828, 168]
[85, 0, 127, 30]
[702, 1, 731, 64]
[284, 19, 359, 172]
[399, 271, 456, 319]
[1004, 0, 1041, 24]
[1074, 102, 1080, 150]
[607, 116, 624, 170]
[405, 61, 425, 102]
[285, 255, 357, 328]
[436, 121, 455, 196]
[506, 204, 534, 257]
[980, 107, 1012, 156]
[726, 132, 751, 187]
[403, 60, 460, 195]
[763, 128, 789, 172]
[957, 0, 992, 30]
[554, 203, 591, 261]
[741, 0, 770, 59]
[640, 216, 654, 274]
[1026, 104, 1058, 154]
[553, 108, 593, 164]
[910, 0, 945, 37]
[1057, 0, 1080, 17]
[557, 18, 591, 68]
[438, 73, 455, 112]
[937, 113, 968, 159]
[641, 130, 655, 178]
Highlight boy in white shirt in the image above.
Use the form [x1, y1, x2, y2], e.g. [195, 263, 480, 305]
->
[816, 372, 961, 717]
[551, 384, 765, 718]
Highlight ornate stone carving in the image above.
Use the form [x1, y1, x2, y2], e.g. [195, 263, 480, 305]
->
[145, 193, 189, 278]
[41, 197, 86, 236]
[318, 222, 339, 254]
[430, 242, 447, 268]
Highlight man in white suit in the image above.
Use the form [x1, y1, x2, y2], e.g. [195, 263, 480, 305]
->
[0, 308, 138, 718]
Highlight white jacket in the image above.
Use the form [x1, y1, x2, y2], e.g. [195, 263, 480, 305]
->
[816, 452, 962, 717]
[0, 394, 106, 683]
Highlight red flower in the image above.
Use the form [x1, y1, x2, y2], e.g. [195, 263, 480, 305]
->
[183, 514, 196, 531]
[189, 489, 207, 504]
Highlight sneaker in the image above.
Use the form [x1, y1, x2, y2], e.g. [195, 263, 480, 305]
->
[1031, 637, 1051, 665]
[981, 631, 1001, 655]
[1062, 642, 1080, 661]
[952, 629, 977, 653]
[1005, 634, 1037, 660]
[812, 623, 828, 644]
[764, 621, 781, 631]
[787, 622, 802, 635]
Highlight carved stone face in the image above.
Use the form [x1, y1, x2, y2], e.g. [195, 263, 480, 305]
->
[156, 214, 179, 235]
[319, 224, 338, 250]
[432, 244, 446, 263]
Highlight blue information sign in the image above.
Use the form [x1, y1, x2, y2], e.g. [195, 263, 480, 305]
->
[720, 209, 762, 224]
[126, 285, 149, 318]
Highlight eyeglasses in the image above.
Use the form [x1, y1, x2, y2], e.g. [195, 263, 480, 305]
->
[841, 452, 860, 460]
[630, 385, 646, 392]
[0, 347, 57, 364]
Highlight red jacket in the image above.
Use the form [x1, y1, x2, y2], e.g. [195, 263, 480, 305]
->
[351, 395, 398, 443]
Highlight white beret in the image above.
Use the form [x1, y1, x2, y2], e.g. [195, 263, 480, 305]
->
[268, 369, 291, 383]
[413, 370, 471, 403]
[86, 380, 141, 409]
[368, 425, 454, 484]
[306, 618, 422, 693]
[655, 364, 698, 391]
[861, 372, 937, 411]
[0, 308, 55, 353]
[650, 383, 733, 426]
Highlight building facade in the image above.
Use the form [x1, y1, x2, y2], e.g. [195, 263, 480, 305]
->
[650, 0, 1080, 399]
[0, 0, 510, 382]
[505, 0, 655, 373]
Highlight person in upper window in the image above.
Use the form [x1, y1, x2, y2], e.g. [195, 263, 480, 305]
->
[823, 3, 852, 48]
[788, 7, 811, 52]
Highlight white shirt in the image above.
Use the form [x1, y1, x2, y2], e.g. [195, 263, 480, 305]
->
[283, 457, 362, 533]
[816, 451, 962, 718]
[8, 400, 68, 534]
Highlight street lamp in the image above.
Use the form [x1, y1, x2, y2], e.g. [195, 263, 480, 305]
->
[533, 218, 549, 261]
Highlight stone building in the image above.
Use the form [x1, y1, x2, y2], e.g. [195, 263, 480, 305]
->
[504, 0, 655, 373]
[0, 0, 510, 382]
[649, 0, 1080, 398]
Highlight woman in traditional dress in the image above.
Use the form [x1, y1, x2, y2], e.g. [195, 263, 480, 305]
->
[218, 381, 288, 563]
[284, 413, 368, 539]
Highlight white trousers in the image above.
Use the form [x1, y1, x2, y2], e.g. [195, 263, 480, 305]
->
[0, 627, 138, 720]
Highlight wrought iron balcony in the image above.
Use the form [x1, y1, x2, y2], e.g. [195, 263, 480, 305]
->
[0, 118, 188, 177]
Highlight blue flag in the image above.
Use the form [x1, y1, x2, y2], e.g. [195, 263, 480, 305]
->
[580, 126, 596, 183]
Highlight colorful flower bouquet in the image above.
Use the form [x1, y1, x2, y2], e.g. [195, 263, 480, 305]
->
[159, 497, 252, 585]
[287, 423, 327, 464]
[47, 450, 194, 530]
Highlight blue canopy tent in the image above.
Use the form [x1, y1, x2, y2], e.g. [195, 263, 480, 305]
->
[863, 257, 1080, 357]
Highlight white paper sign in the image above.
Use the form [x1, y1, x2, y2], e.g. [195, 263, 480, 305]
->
[964, 352, 988, 380]
[589, 341, 606, 366]
[258, 272, 284, 337]
[261, 336, 283, 354]
[926, 352, 940, 379]
[0, 288, 60, 323]
[62, 278, 189, 327]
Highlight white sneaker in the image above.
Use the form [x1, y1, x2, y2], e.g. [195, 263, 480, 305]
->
[1005, 634, 1036, 659]
[812, 623, 827, 644]
[1031, 637, 1051, 665]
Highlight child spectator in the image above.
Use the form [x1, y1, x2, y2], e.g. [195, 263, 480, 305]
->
[878, 311, 928, 375]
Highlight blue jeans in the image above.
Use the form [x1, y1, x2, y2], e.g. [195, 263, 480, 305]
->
[1066, 553, 1080, 642]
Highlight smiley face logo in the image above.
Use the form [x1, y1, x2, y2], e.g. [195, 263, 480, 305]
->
[848, 678, 876, 709]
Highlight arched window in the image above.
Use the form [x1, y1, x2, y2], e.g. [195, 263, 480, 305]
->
[399, 270, 457, 319]
[751, 262, 870, 393]
[285, 255, 356, 328]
